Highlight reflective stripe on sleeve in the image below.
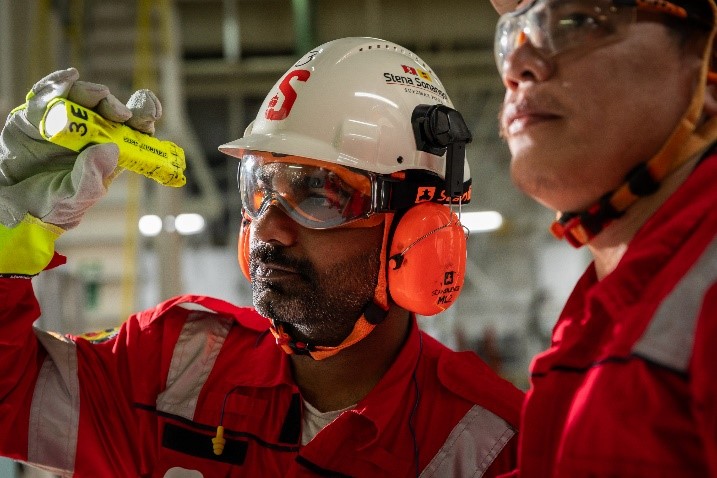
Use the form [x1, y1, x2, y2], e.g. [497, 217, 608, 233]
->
[633, 236, 717, 372]
[419, 404, 515, 478]
[156, 311, 233, 419]
[28, 327, 80, 474]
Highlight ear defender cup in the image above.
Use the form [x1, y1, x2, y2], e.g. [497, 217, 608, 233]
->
[387, 202, 467, 316]
[237, 213, 251, 282]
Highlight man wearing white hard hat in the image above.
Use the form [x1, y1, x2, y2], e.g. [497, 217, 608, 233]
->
[492, 0, 717, 475]
[0, 38, 522, 476]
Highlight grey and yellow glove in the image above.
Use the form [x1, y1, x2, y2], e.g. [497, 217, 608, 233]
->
[0, 68, 178, 276]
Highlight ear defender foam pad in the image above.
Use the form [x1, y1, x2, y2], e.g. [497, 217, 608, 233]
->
[238, 214, 251, 282]
[387, 202, 467, 316]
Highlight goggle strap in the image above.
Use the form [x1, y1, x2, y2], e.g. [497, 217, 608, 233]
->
[374, 173, 473, 212]
[614, 0, 713, 28]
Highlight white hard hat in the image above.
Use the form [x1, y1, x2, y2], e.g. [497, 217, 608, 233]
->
[219, 36, 471, 185]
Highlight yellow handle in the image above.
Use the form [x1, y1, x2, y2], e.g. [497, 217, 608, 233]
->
[40, 97, 186, 187]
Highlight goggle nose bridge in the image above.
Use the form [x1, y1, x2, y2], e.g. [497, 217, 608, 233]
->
[250, 189, 293, 221]
[495, 4, 546, 74]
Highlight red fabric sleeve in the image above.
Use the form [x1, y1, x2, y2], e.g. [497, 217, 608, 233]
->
[0, 277, 45, 462]
[0, 274, 188, 476]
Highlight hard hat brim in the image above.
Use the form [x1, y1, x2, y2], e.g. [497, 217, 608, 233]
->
[219, 133, 352, 169]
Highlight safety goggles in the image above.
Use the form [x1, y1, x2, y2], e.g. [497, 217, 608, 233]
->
[239, 152, 382, 229]
[494, 0, 707, 76]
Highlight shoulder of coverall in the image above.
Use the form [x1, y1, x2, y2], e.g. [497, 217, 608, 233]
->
[130, 294, 269, 333]
[422, 331, 524, 429]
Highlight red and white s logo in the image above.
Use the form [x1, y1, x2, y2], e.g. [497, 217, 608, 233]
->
[264, 70, 311, 121]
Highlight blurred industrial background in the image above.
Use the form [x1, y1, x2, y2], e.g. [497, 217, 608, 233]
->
[0, 4, 592, 473]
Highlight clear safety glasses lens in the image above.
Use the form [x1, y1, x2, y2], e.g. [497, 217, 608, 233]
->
[239, 153, 374, 229]
[494, 0, 634, 75]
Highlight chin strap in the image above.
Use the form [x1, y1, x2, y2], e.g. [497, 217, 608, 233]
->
[550, 118, 717, 247]
[552, 14, 717, 247]
[269, 302, 388, 360]
[550, 120, 717, 247]
[268, 213, 396, 360]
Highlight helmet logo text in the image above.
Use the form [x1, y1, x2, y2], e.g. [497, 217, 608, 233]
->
[414, 186, 472, 204]
[265, 69, 311, 121]
[384, 71, 447, 102]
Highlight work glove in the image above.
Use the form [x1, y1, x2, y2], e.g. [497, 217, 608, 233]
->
[0, 68, 163, 276]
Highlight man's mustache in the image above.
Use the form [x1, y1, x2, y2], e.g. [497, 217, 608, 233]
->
[250, 243, 315, 282]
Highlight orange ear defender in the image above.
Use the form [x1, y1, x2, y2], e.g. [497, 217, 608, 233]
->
[238, 211, 251, 282]
[387, 202, 467, 316]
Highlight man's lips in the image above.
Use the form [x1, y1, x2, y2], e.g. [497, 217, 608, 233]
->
[253, 262, 301, 281]
[502, 100, 561, 136]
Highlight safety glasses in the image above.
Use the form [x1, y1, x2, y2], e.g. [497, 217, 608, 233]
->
[494, 0, 704, 76]
[239, 152, 378, 229]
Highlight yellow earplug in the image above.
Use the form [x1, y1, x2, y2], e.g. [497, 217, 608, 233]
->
[212, 425, 226, 456]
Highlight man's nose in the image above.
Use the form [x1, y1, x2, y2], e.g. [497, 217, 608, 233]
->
[251, 201, 300, 247]
[500, 32, 554, 90]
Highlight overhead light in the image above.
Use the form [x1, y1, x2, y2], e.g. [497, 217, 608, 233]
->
[139, 213, 206, 236]
[460, 211, 503, 233]
[175, 213, 206, 235]
[138, 215, 163, 237]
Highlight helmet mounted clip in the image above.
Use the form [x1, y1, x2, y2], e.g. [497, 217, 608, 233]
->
[412, 104, 472, 198]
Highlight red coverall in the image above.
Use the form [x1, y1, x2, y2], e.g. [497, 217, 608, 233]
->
[0, 283, 523, 477]
[513, 150, 717, 477]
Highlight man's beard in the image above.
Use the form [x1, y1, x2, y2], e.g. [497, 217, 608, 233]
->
[249, 242, 381, 346]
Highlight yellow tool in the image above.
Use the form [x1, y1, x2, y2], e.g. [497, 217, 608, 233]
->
[39, 97, 186, 187]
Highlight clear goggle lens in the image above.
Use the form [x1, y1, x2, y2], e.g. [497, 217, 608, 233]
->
[494, 0, 634, 75]
[239, 152, 375, 229]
